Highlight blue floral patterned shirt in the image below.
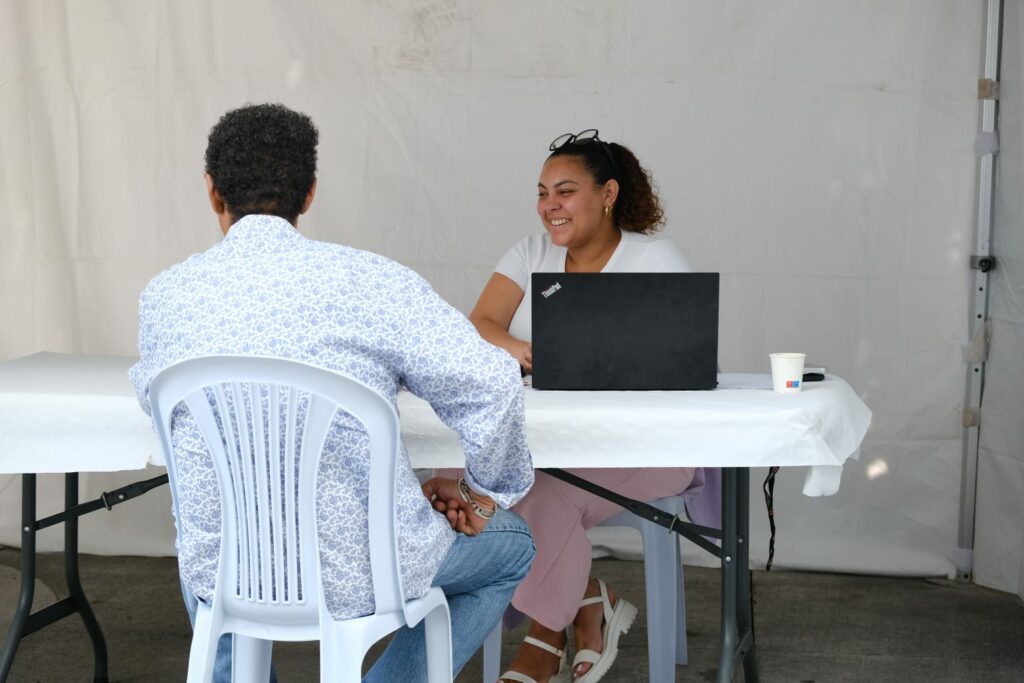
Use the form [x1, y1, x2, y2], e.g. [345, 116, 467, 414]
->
[129, 215, 533, 619]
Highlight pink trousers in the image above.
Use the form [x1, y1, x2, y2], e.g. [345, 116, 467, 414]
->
[442, 467, 695, 631]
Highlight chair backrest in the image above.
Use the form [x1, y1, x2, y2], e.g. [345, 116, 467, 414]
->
[149, 355, 409, 626]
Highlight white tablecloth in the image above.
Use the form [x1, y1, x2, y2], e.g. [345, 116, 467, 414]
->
[400, 374, 871, 496]
[0, 353, 158, 474]
[0, 353, 871, 496]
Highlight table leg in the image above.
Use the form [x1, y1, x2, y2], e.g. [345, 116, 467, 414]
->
[0, 475, 38, 683]
[718, 468, 739, 682]
[64, 473, 109, 683]
[0, 474, 110, 683]
[718, 467, 759, 683]
[736, 468, 757, 681]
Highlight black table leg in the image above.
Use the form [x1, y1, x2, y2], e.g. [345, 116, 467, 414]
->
[0, 475, 38, 682]
[64, 473, 109, 683]
[736, 467, 757, 681]
[718, 467, 758, 682]
[718, 468, 739, 682]
[0, 474, 111, 683]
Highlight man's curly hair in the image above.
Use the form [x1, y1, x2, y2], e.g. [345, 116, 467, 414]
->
[549, 139, 665, 234]
[204, 103, 318, 222]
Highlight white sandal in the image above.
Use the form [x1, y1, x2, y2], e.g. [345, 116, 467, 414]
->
[498, 635, 569, 683]
[571, 578, 637, 683]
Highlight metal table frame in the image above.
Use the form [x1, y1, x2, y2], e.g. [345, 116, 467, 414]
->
[542, 466, 756, 682]
[2, 469, 756, 683]
[3, 470, 755, 683]
[0, 472, 167, 683]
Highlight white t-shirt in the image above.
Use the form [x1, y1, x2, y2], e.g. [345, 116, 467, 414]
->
[495, 231, 693, 342]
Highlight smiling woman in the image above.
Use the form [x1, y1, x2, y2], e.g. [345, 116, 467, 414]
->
[463, 131, 699, 683]
[471, 130, 688, 373]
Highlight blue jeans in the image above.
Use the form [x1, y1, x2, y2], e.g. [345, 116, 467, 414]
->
[181, 507, 534, 682]
[364, 508, 535, 682]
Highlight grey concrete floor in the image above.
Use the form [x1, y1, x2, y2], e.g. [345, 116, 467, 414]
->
[1, 548, 1022, 682]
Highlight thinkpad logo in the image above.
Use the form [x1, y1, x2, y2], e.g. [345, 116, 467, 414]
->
[541, 282, 562, 298]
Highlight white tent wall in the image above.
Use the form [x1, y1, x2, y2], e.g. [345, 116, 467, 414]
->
[0, 2, 992, 582]
[975, 0, 1024, 602]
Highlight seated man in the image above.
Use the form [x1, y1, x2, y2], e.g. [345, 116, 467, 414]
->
[129, 103, 535, 682]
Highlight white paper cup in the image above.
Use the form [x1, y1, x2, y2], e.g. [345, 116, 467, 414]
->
[769, 353, 806, 393]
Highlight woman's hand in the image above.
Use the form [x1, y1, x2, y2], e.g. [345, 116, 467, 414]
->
[421, 477, 493, 536]
[469, 273, 532, 373]
[516, 341, 533, 374]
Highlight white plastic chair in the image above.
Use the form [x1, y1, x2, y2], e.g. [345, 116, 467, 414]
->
[482, 491, 713, 683]
[150, 356, 453, 683]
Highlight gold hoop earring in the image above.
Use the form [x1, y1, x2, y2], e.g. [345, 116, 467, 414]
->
[604, 205, 612, 217]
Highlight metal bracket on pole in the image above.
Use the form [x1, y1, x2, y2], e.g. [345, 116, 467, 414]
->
[969, 255, 997, 272]
[978, 78, 1000, 100]
[962, 408, 980, 429]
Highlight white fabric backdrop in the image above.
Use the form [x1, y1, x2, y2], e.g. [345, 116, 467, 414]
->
[0, 1, 996, 584]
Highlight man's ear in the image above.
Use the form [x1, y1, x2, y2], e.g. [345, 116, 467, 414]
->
[205, 174, 227, 215]
[299, 180, 317, 215]
[206, 173, 235, 235]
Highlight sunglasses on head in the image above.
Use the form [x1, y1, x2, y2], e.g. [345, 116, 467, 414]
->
[549, 129, 601, 151]
[548, 129, 619, 179]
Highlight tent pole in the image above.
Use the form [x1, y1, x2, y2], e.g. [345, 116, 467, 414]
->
[957, 0, 1003, 582]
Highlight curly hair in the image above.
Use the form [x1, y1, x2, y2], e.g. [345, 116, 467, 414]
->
[549, 139, 665, 234]
[204, 103, 319, 222]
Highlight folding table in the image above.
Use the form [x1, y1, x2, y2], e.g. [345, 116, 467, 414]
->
[0, 353, 871, 683]
[0, 353, 166, 682]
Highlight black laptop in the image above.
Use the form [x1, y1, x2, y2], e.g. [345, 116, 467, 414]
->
[530, 272, 719, 390]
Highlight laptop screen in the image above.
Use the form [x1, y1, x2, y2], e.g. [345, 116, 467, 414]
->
[530, 272, 719, 391]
